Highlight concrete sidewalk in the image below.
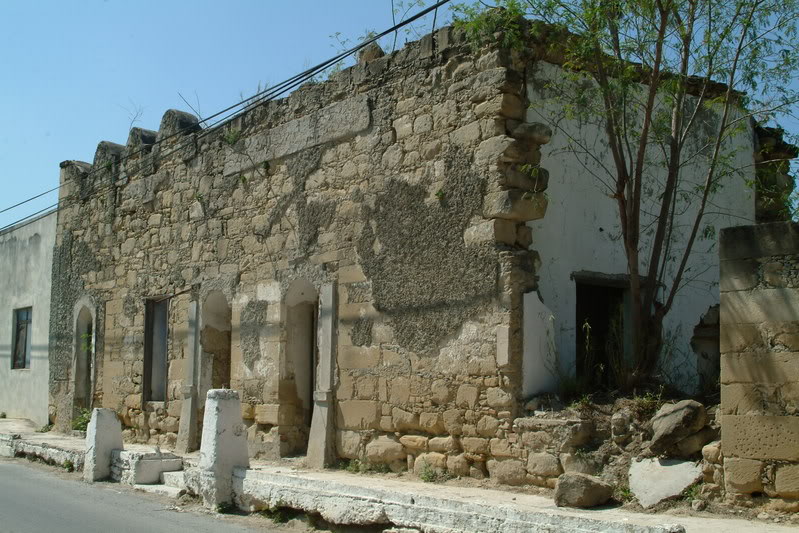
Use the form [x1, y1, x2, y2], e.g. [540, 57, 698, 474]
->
[1, 418, 795, 533]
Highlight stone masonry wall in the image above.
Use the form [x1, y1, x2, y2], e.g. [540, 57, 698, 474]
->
[50, 25, 558, 482]
[719, 222, 799, 503]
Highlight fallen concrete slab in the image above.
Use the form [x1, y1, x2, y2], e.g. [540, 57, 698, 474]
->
[629, 458, 703, 509]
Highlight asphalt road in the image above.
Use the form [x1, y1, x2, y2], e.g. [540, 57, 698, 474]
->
[0, 459, 285, 533]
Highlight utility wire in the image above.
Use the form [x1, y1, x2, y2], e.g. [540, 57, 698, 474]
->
[0, 0, 452, 233]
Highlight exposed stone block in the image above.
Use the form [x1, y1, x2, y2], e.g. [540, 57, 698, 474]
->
[719, 259, 759, 292]
[486, 387, 514, 409]
[722, 415, 799, 461]
[721, 352, 799, 385]
[336, 430, 362, 459]
[527, 452, 562, 477]
[721, 289, 799, 325]
[447, 454, 471, 477]
[428, 436, 458, 454]
[484, 190, 548, 222]
[337, 400, 380, 430]
[487, 459, 527, 486]
[463, 219, 518, 246]
[720, 222, 799, 261]
[399, 435, 428, 451]
[430, 380, 451, 405]
[392, 407, 420, 432]
[442, 409, 464, 435]
[489, 438, 514, 457]
[476, 415, 500, 437]
[724, 457, 763, 494]
[414, 452, 447, 475]
[775, 464, 799, 498]
[456, 384, 479, 409]
[365, 436, 406, 463]
[720, 324, 764, 353]
[461, 437, 490, 454]
[419, 412, 445, 434]
[338, 346, 381, 370]
[721, 383, 777, 415]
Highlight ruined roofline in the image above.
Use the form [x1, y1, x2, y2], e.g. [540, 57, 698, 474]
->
[58, 24, 472, 189]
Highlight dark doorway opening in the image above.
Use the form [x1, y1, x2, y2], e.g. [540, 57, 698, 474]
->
[575, 281, 625, 388]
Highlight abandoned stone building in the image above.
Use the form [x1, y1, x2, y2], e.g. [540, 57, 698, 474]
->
[40, 22, 782, 486]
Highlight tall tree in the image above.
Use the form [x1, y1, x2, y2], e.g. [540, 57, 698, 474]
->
[455, 0, 799, 388]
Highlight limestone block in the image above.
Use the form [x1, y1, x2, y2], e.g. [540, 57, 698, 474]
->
[456, 385, 479, 409]
[702, 441, 723, 465]
[336, 430, 362, 459]
[241, 403, 255, 420]
[474, 93, 525, 120]
[365, 436, 406, 463]
[442, 409, 464, 435]
[255, 404, 294, 426]
[719, 259, 759, 292]
[450, 122, 482, 146]
[197, 389, 250, 508]
[337, 401, 380, 430]
[720, 324, 763, 353]
[489, 438, 514, 457]
[392, 407, 420, 432]
[649, 400, 707, 455]
[414, 452, 447, 475]
[428, 437, 458, 454]
[389, 377, 411, 405]
[419, 412, 445, 434]
[484, 190, 547, 222]
[527, 452, 562, 477]
[721, 289, 799, 325]
[486, 387, 513, 409]
[721, 383, 776, 415]
[338, 346, 380, 370]
[399, 435, 428, 452]
[461, 437, 490, 455]
[516, 225, 533, 248]
[775, 464, 799, 498]
[463, 219, 518, 246]
[721, 353, 799, 385]
[430, 380, 451, 405]
[447, 454, 471, 477]
[724, 457, 763, 494]
[486, 459, 527, 486]
[476, 415, 500, 437]
[554, 473, 613, 508]
[560, 453, 598, 475]
[723, 415, 799, 460]
[84, 408, 124, 482]
[511, 122, 552, 145]
[495, 325, 511, 368]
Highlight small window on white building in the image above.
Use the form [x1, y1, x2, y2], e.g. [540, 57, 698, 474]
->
[143, 299, 168, 402]
[12, 307, 32, 369]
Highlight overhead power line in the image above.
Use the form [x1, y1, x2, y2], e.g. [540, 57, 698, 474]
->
[0, 0, 453, 234]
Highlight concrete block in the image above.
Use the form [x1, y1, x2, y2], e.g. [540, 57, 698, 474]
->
[84, 408, 124, 482]
[197, 389, 250, 508]
[723, 457, 763, 494]
[133, 457, 183, 484]
[722, 415, 799, 461]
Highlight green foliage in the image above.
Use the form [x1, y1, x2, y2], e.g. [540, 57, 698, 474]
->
[0, 412, 5, 419]
[682, 482, 701, 501]
[631, 386, 665, 420]
[453, 0, 527, 49]
[340, 458, 391, 474]
[37, 424, 52, 433]
[223, 128, 241, 146]
[62, 460, 74, 472]
[569, 393, 593, 413]
[616, 485, 634, 503]
[418, 460, 451, 483]
[71, 408, 92, 432]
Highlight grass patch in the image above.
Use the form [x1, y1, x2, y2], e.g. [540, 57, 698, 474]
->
[71, 408, 92, 431]
[418, 460, 451, 483]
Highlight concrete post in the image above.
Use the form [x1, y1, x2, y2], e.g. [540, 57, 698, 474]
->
[176, 300, 199, 453]
[307, 282, 337, 468]
[84, 408, 123, 482]
[197, 389, 250, 508]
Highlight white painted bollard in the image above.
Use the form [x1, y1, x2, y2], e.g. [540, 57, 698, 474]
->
[84, 408, 123, 482]
[198, 389, 250, 508]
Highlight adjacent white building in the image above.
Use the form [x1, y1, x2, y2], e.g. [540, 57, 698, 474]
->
[0, 210, 57, 425]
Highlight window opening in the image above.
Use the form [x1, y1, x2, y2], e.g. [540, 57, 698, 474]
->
[12, 307, 32, 369]
[144, 299, 169, 402]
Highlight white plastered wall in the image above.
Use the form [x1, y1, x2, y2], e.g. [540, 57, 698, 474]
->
[0, 211, 56, 425]
[523, 61, 756, 395]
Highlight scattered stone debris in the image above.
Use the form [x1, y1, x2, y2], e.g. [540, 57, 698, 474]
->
[554, 472, 613, 508]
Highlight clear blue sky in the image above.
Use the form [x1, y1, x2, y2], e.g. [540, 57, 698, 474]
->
[0, 0, 454, 228]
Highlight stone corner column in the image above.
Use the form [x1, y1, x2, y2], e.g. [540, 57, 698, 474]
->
[198, 389, 249, 508]
[84, 408, 123, 482]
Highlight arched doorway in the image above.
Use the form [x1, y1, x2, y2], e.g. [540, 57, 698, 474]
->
[73, 306, 93, 410]
[285, 279, 319, 455]
[200, 291, 233, 394]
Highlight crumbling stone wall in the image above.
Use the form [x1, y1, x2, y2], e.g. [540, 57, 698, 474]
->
[51, 25, 552, 474]
[719, 222, 799, 504]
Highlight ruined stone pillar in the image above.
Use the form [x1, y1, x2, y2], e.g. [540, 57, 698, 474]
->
[307, 283, 337, 469]
[84, 408, 123, 482]
[176, 300, 199, 453]
[197, 389, 250, 508]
